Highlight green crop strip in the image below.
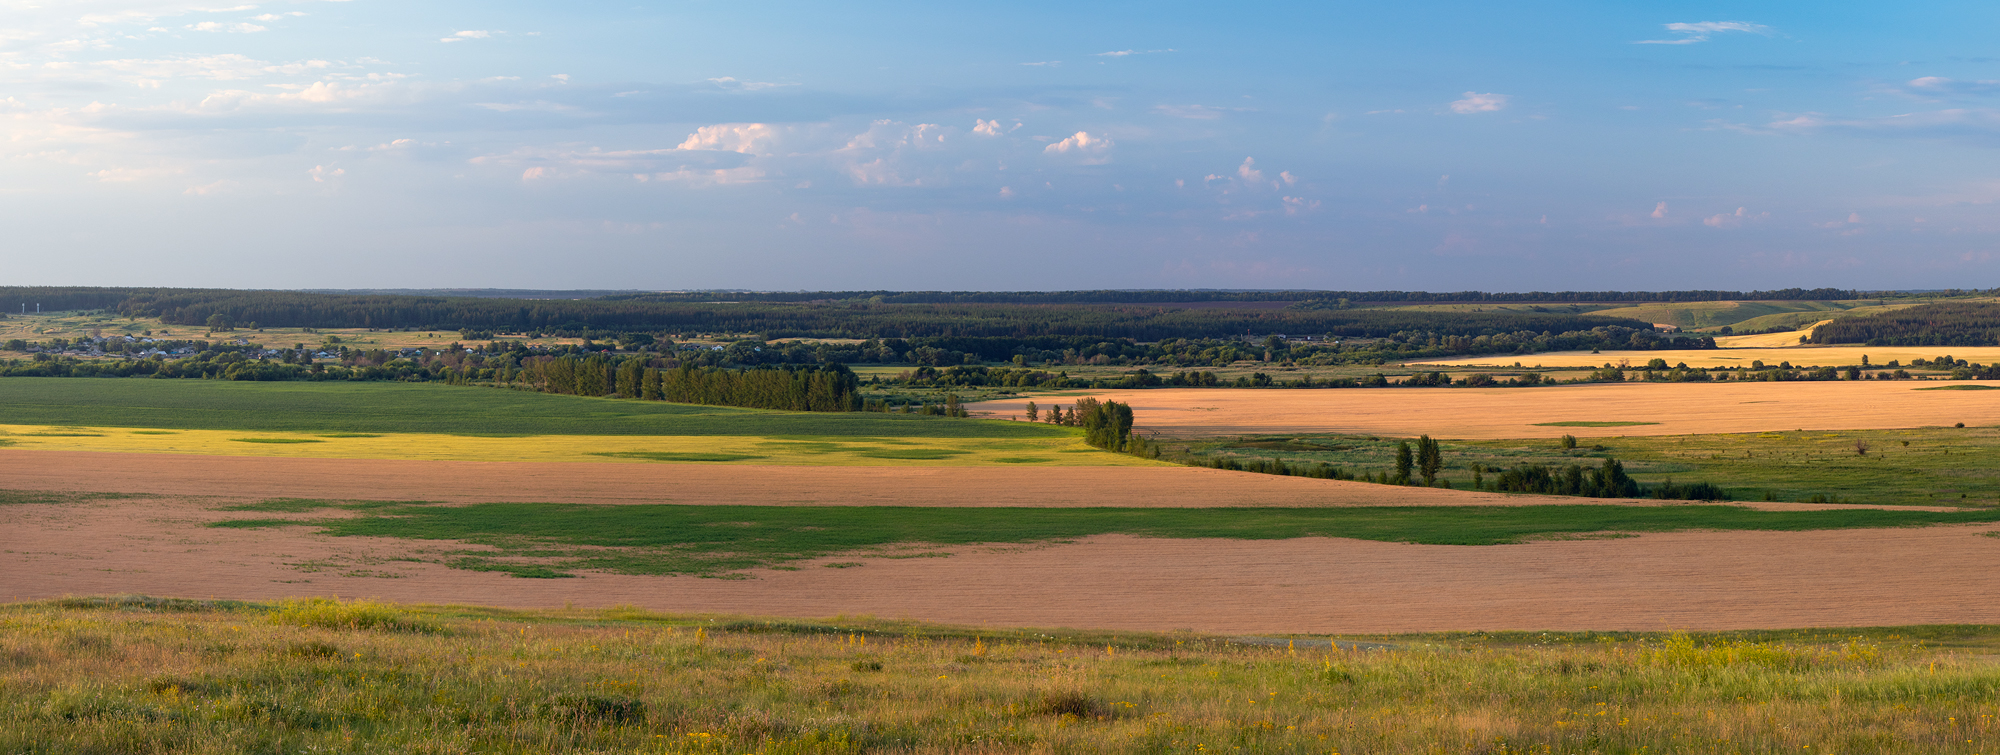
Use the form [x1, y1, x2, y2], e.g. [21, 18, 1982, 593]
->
[214, 501, 2000, 578]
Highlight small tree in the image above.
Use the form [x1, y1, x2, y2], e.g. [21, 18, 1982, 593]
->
[1393, 441, 1414, 485]
[1417, 435, 1442, 487]
[1024, 401, 1039, 422]
[945, 393, 963, 418]
[1854, 439, 1870, 456]
[1560, 434, 1578, 450]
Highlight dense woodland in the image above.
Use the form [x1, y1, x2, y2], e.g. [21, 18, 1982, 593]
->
[1807, 302, 2000, 346]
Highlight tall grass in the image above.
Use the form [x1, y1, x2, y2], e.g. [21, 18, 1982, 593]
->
[2, 599, 1997, 753]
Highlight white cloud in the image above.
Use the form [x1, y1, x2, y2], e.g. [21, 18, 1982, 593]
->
[441, 30, 491, 43]
[1636, 21, 1772, 45]
[1019, 61, 1060, 67]
[973, 119, 1003, 136]
[1044, 131, 1111, 156]
[1651, 201, 1668, 219]
[251, 12, 306, 21]
[1279, 171, 1296, 186]
[187, 21, 265, 33]
[1236, 157, 1262, 183]
[308, 164, 343, 182]
[1449, 92, 1509, 114]
[1281, 196, 1319, 215]
[676, 123, 775, 154]
[1905, 77, 2000, 98]
[1094, 49, 1175, 57]
[707, 76, 794, 91]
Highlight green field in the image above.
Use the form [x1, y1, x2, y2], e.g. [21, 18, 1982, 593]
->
[1170, 426, 2000, 507]
[6, 597, 2000, 754]
[214, 500, 2000, 578]
[0, 378, 1064, 438]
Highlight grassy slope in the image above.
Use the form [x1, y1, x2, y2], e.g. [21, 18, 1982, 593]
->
[6, 598, 2000, 754]
[0, 378, 1063, 438]
[217, 500, 2000, 577]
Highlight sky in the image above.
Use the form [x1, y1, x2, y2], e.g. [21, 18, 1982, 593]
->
[7, 1, 2000, 292]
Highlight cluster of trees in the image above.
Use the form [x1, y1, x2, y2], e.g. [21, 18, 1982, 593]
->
[521, 356, 862, 412]
[1484, 458, 1726, 500]
[1808, 303, 2000, 346]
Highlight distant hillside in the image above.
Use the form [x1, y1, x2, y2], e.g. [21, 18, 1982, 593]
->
[1807, 302, 2000, 346]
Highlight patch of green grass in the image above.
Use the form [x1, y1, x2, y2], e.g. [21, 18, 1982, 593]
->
[854, 448, 969, 460]
[0, 378, 1069, 439]
[1916, 385, 2000, 391]
[129, 430, 178, 435]
[992, 456, 1053, 464]
[587, 451, 768, 462]
[315, 432, 382, 438]
[0, 490, 151, 506]
[1533, 421, 1662, 427]
[229, 437, 325, 444]
[235, 502, 2000, 578]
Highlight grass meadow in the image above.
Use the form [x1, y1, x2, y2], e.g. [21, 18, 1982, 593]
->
[4, 597, 1999, 754]
[1178, 425, 2000, 507]
[213, 500, 2000, 578]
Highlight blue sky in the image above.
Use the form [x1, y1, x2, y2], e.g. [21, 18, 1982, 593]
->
[7, 1, 2000, 291]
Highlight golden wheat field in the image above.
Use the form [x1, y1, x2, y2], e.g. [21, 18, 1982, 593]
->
[0, 425, 1149, 467]
[971, 381, 2000, 438]
[1410, 344, 2000, 369]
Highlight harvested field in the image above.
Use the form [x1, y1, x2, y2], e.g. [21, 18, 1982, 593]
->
[0, 449, 1626, 508]
[1410, 343, 2000, 369]
[972, 382, 2000, 438]
[5, 494, 1999, 633]
[0, 425, 1145, 466]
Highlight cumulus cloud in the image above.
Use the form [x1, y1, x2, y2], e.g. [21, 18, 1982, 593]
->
[1044, 131, 1110, 155]
[973, 119, 1004, 136]
[308, 164, 343, 182]
[1636, 21, 1772, 45]
[1448, 92, 1508, 114]
[1236, 156, 1262, 183]
[1651, 201, 1668, 219]
[441, 30, 491, 43]
[676, 123, 776, 154]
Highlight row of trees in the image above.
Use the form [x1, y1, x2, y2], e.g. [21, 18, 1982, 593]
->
[522, 356, 863, 412]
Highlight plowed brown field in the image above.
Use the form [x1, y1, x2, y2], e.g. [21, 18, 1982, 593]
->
[6, 494, 1998, 633]
[970, 381, 2000, 438]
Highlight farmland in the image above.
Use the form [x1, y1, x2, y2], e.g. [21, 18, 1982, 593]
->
[0, 378, 1062, 439]
[967, 382, 2000, 439]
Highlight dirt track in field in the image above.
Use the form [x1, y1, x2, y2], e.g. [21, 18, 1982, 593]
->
[970, 381, 2000, 439]
[7, 495, 1999, 633]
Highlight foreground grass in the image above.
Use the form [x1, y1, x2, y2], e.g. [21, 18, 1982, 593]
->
[5, 597, 2000, 754]
[214, 501, 2000, 577]
[0, 378, 1064, 438]
[0, 424, 1147, 467]
[1179, 425, 2000, 506]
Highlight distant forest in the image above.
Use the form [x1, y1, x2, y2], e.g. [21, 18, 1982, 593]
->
[1808, 302, 2000, 346]
[0, 286, 1891, 340]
